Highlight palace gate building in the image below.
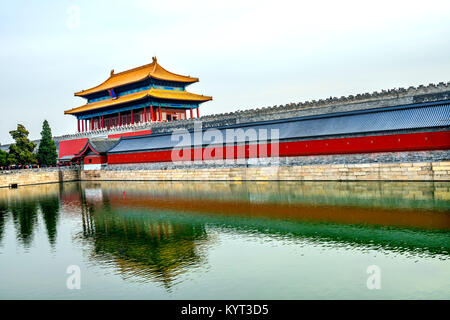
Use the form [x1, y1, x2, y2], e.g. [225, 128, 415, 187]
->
[64, 57, 212, 132]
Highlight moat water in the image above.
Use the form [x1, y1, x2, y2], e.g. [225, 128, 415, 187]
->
[0, 181, 449, 299]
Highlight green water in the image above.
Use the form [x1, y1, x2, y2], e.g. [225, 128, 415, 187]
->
[0, 181, 449, 299]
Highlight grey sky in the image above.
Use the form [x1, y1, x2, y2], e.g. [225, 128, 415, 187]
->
[1, 0, 449, 143]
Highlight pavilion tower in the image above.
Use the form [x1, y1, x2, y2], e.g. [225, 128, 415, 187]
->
[64, 57, 212, 132]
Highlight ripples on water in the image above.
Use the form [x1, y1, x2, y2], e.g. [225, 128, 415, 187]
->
[0, 181, 449, 299]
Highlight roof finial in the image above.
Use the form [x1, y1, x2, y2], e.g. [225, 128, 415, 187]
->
[110, 69, 114, 76]
[152, 56, 157, 63]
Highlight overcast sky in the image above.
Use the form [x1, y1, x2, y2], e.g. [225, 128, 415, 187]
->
[1, 0, 449, 143]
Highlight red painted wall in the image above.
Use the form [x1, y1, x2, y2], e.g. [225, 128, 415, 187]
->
[107, 131, 450, 164]
[108, 129, 152, 139]
[58, 138, 89, 159]
[84, 155, 107, 164]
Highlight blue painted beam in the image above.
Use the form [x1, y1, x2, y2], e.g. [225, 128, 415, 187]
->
[76, 100, 200, 119]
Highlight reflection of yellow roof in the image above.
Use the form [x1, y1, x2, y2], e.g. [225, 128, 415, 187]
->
[65, 88, 212, 115]
[75, 57, 199, 97]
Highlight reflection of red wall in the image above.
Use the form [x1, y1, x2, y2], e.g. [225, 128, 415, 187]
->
[59, 138, 88, 159]
[60, 193, 82, 211]
[61, 193, 81, 204]
[107, 131, 450, 164]
[108, 129, 152, 139]
[107, 193, 450, 231]
[84, 155, 107, 164]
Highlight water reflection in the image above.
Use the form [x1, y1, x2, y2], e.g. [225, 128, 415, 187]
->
[9, 199, 39, 247]
[39, 196, 60, 246]
[0, 185, 61, 248]
[80, 208, 209, 289]
[0, 201, 7, 243]
[0, 181, 449, 289]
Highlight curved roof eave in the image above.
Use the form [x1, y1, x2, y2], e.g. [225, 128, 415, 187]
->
[74, 57, 199, 97]
[65, 89, 212, 115]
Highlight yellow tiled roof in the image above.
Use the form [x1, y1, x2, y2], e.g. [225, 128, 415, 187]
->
[149, 89, 212, 102]
[75, 57, 199, 97]
[65, 88, 212, 115]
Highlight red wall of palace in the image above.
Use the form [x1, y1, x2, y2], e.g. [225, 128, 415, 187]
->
[107, 131, 450, 164]
[84, 155, 107, 164]
[108, 129, 152, 139]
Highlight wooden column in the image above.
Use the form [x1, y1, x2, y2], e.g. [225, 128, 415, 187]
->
[81, 120, 84, 132]
[102, 116, 104, 129]
[150, 105, 154, 121]
[190, 108, 193, 119]
[77, 119, 80, 132]
[144, 107, 147, 122]
[197, 107, 199, 118]
[118, 112, 121, 127]
[131, 110, 134, 124]
[158, 107, 162, 122]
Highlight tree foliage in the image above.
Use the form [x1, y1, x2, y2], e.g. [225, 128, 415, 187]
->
[8, 124, 36, 165]
[37, 120, 57, 166]
[0, 149, 8, 167]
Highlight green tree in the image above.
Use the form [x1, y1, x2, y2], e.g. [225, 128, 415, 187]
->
[37, 120, 57, 166]
[0, 149, 8, 167]
[8, 124, 36, 165]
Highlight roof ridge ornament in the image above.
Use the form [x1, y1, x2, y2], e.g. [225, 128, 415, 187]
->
[110, 69, 114, 76]
[151, 56, 158, 75]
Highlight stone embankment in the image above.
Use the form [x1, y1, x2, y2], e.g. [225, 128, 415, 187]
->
[80, 161, 450, 182]
[0, 167, 80, 188]
[1, 160, 449, 188]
